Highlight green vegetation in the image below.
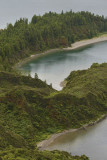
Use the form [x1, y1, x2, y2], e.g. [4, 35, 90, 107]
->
[0, 63, 107, 159]
[0, 11, 107, 71]
[0, 10, 107, 159]
[0, 147, 88, 160]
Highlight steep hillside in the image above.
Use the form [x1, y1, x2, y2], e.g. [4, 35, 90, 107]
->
[0, 63, 106, 159]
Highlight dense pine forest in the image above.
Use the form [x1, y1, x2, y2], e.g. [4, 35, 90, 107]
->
[0, 10, 107, 70]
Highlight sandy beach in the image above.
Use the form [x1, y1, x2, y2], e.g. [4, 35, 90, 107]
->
[64, 35, 107, 51]
[14, 34, 107, 150]
[37, 128, 78, 151]
[37, 115, 107, 151]
[15, 34, 107, 68]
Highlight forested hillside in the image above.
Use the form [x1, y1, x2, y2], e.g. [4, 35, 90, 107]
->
[0, 9, 107, 159]
[0, 11, 107, 70]
[0, 63, 106, 159]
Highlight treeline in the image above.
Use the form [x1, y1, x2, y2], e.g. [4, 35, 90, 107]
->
[0, 10, 107, 70]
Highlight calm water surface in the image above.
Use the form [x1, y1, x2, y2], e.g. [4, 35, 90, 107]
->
[46, 118, 107, 160]
[19, 41, 107, 160]
[1, 0, 107, 159]
[20, 41, 107, 90]
[0, 0, 107, 28]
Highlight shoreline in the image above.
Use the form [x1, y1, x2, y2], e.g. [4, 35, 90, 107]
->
[15, 48, 63, 68]
[63, 35, 107, 50]
[37, 115, 107, 151]
[15, 34, 107, 68]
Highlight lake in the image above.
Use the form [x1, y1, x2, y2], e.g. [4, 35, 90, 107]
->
[20, 41, 107, 90]
[19, 41, 107, 159]
[1, 1, 107, 159]
[0, 0, 107, 29]
[45, 117, 107, 160]
[18, 39, 107, 160]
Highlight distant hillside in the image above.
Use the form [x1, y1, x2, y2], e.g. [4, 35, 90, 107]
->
[0, 63, 106, 159]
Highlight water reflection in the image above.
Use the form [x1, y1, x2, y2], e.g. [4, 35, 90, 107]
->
[46, 118, 107, 160]
[20, 41, 107, 90]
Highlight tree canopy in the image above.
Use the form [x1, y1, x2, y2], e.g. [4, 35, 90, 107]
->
[0, 11, 107, 70]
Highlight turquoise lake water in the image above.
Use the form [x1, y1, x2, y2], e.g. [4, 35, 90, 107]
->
[20, 41, 107, 90]
[1, 0, 107, 159]
[19, 41, 107, 160]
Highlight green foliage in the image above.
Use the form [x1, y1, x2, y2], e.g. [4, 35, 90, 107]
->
[0, 11, 107, 70]
[34, 73, 38, 79]
[0, 10, 107, 159]
[0, 147, 89, 160]
[0, 63, 106, 160]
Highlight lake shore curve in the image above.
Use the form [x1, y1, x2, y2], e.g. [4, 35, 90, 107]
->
[63, 35, 107, 51]
[15, 34, 107, 68]
[37, 115, 107, 151]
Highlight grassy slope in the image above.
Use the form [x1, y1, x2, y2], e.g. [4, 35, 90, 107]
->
[0, 63, 107, 159]
[45, 63, 107, 130]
